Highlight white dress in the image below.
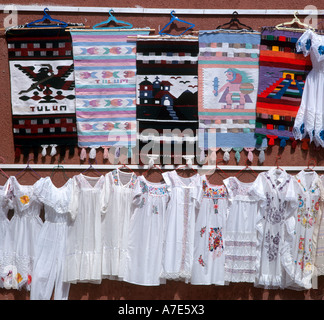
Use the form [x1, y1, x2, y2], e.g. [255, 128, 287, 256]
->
[63, 174, 105, 284]
[101, 169, 138, 280]
[2, 176, 43, 290]
[0, 179, 12, 289]
[191, 176, 228, 285]
[293, 30, 324, 147]
[30, 177, 73, 300]
[223, 176, 262, 283]
[124, 175, 170, 286]
[315, 175, 324, 276]
[283, 170, 323, 290]
[251, 168, 298, 289]
[161, 171, 201, 281]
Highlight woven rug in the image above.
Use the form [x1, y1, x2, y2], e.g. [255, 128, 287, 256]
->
[71, 30, 149, 159]
[198, 30, 265, 159]
[7, 28, 78, 158]
[255, 28, 312, 147]
[136, 39, 199, 162]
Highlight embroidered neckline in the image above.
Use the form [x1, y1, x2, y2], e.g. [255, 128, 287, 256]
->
[295, 171, 319, 193]
[112, 169, 137, 189]
[139, 177, 168, 196]
[265, 169, 290, 192]
[202, 179, 227, 199]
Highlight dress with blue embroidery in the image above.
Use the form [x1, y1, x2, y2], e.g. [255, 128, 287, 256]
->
[293, 30, 324, 147]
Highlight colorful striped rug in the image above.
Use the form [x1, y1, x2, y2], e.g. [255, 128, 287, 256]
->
[198, 30, 266, 162]
[255, 28, 312, 148]
[7, 28, 78, 158]
[71, 30, 149, 159]
[136, 39, 199, 163]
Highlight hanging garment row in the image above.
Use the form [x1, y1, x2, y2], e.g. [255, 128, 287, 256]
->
[0, 166, 324, 299]
[5, 10, 324, 164]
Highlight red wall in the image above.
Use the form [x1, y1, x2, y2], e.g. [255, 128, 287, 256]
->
[0, 0, 324, 300]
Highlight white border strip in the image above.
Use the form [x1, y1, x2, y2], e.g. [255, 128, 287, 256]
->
[0, 5, 323, 15]
[0, 164, 322, 171]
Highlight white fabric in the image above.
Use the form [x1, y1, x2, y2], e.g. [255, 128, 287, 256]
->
[191, 176, 227, 285]
[63, 174, 105, 284]
[101, 169, 138, 280]
[293, 30, 324, 147]
[223, 176, 262, 283]
[0, 178, 12, 289]
[315, 175, 324, 276]
[124, 175, 170, 286]
[282, 170, 324, 289]
[161, 171, 201, 281]
[30, 177, 72, 300]
[251, 168, 298, 289]
[2, 176, 43, 291]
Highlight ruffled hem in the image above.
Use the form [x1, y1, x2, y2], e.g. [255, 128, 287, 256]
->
[160, 270, 191, 281]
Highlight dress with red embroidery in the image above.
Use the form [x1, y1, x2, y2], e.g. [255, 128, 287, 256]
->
[191, 176, 228, 285]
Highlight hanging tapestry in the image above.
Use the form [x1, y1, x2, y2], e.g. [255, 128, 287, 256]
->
[71, 29, 150, 160]
[198, 30, 266, 162]
[255, 28, 312, 148]
[136, 39, 199, 163]
[7, 28, 78, 158]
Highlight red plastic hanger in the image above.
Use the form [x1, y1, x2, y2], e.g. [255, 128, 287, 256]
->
[0, 156, 9, 179]
[235, 158, 257, 178]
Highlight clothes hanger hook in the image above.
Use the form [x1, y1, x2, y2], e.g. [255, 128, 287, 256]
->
[109, 9, 114, 16]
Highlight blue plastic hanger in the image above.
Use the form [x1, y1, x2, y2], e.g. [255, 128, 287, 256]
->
[93, 9, 133, 29]
[26, 8, 68, 28]
[159, 10, 195, 37]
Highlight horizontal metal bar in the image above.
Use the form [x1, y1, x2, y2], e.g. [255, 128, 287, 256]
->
[0, 164, 322, 171]
[0, 5, 322, 15]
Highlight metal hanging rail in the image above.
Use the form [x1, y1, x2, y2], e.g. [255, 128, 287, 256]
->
[0, 5, 322, 15]
[0, 164, 323, 171]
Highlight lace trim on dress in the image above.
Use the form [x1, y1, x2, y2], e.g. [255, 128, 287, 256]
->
[34, 177, 72, 214]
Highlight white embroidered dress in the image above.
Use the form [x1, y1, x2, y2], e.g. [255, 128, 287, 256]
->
[2, 176, 43, 290]
[315, 175, 324, 276]
[191, 176, 228, 285]
[30, 177, 73, 300]
[283, 170, 323, 289]
[101, 169, 138, 280]
[64, 174, 105, 284]
[252, 168, 298, 289]
[161, 171, 201, 281]
[124, 175, 170, 286]
[0, 179, 12, 289]
[293, 30, 324, 147]
[223, 176, 262, 283]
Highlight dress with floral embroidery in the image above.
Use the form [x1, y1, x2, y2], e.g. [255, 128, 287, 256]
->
[191, 176, 228, 285]
[123, 176, 170, 286]
[251, 168, 298, 289]
[283, 170, 324, 290]
[0, 178, 12, 289]
[1, 176, 43, 291]
[293, 30, 324, 147]
[101, 169, 138, 280]
[315, 175, 324, 276]
[223, 176, 263, 283]
[161, 171, 202, 281]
